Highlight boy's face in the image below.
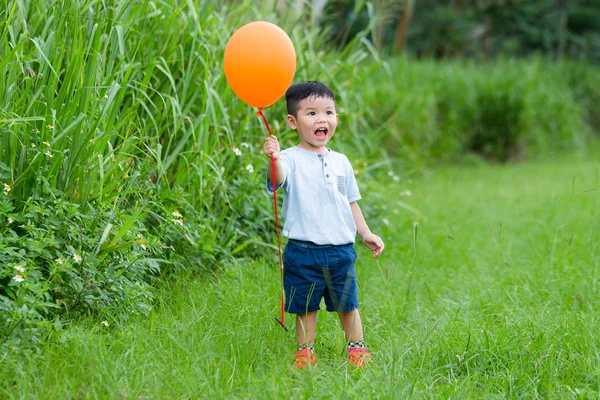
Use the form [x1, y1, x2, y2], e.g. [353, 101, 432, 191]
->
[287, 96, 338, 153]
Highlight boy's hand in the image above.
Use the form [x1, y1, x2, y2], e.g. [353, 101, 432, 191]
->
[361, 233, 384, 258]
[263, 136, 280, 160]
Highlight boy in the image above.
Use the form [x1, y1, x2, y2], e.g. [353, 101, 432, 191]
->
[263, 81, 384, 369]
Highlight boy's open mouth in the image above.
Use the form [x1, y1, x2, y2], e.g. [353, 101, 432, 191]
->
[315, 127, 328, 140]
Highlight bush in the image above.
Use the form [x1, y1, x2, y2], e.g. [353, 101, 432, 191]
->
[363, 58, 594, 163]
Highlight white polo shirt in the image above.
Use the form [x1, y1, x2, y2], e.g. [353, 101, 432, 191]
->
[266, 146, 361, 245]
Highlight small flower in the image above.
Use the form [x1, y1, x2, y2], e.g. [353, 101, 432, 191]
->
[3, 183, 11, 192]
[47, 125, 54, 130]
[353, 169, 359, 175]
[382, 218, 390, 226]
[169, 245, 175, 251]
[400, 190, 412, 197]
[393, 175, 400, 182]
[14, 265, 25, 273]
[90, 139, 95, 144]
[56, 258, 64, 265]
[45, 150, 53, 158]
[104, 94, 109, 99]
[43, 141, 50, 146]
[140, 243, 147, 250]
[241, 142, 250, 148]
[387, 171, 394, 177]
[172, 210, 183, 218]
[8, 217, 14, 224]
[73, 253, 82, 263]
[246, 164, 254, 173]
[35, 128, 39, 133]
[102, 320, 109, 327]
[31, 143, 36, 148]
[172, 218, 184, 227]
[137, 233, 144, 239]
[232, 147, 242, 156]
[13, 274, 24, 283]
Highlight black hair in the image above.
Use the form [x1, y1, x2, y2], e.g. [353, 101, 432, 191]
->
[285, 81, 336, 116]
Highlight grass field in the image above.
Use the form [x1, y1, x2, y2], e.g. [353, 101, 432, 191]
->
[2, 153, 600, 399]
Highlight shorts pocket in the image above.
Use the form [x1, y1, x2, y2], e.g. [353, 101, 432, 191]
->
[283, 242, 306, 268]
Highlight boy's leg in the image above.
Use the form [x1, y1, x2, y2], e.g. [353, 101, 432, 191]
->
[338, 309, 371, 367]
[337, 309, 363, 342]
[296, 311, 318, 347]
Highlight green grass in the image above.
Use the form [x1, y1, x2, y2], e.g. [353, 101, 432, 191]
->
[2, 153, 599, 399]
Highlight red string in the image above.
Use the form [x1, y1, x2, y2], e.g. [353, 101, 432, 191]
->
[256, 109, 285, 326]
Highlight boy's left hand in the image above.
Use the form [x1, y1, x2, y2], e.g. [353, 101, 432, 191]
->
[361, 233, 384, 258]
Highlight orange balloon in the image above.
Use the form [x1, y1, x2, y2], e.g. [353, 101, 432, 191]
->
[224, 21, 296, 109]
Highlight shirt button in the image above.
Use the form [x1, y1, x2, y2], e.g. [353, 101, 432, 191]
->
[324, 163, 327, 166]
[326, 174, 329, 178]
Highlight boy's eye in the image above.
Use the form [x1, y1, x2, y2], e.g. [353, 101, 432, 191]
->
[326, 111, 333, 115]
[309, 112, 316, 116]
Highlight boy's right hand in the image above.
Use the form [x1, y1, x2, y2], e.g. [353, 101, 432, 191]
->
[263, 136, 280, 160]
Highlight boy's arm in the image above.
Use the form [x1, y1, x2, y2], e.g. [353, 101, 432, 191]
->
[350, 201, 384, 258]
[267, 158, 285, 185]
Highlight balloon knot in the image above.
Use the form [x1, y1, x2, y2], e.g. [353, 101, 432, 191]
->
[256, 110, 263, 117]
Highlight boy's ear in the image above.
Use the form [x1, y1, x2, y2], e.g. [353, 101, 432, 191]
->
[286, 114, 297, 130]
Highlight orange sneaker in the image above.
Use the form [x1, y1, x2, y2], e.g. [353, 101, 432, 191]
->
[347, 347, 372, 368]
[293, 348, 317, 369]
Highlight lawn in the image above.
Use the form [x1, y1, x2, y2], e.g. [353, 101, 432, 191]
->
[2, 153, 599, 399]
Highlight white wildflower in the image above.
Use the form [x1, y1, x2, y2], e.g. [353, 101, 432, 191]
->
[241, 142, 250, 148]
[232, 147, 242, 156]
[246, 164, 254, 173]
[102, 320, 109, 327]
[73, 254, 82, 263]
[172, 218, 184, 227]
[14, 265, 25, 273]
[13, 274, 24, 283]
[172, 210, 183, 218]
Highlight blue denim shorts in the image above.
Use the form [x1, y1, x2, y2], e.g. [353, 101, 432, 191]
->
[283, 239, 359, 314]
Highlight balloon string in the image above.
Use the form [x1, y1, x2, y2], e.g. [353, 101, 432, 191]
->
[256, 108, 285, 326]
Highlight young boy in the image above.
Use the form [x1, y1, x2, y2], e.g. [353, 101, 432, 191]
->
[263, 81, 384, 369]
